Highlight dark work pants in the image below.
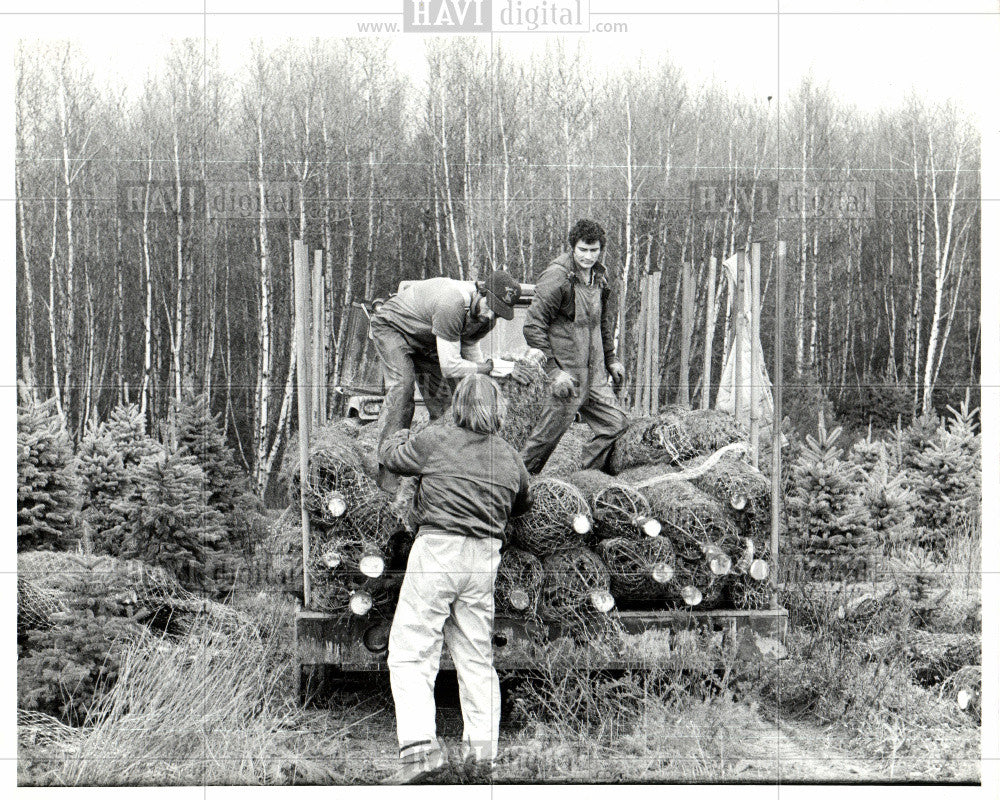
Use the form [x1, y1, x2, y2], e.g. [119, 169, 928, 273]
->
[371, 320, 454, 489]
[520, 379, 628, 475]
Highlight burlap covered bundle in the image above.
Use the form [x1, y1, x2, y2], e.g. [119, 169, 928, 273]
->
[596, 535, 675, 599]
[508, 477, 593, 557]
[567, 469, 656, 539]
[495, 547, 545, 614]
[538, 547, 613, 624]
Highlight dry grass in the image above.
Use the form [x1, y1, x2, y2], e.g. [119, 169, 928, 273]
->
[48, 593, 353, 786]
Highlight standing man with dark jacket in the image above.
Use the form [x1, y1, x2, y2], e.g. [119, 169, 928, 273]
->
[521, 219, 629, 474]
[380, 374, 532, 784]
[370, 270, 521, 490]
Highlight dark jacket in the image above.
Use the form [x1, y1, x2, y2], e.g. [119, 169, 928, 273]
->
[379, 422, 532, 542]
[522, 252, 619, 377]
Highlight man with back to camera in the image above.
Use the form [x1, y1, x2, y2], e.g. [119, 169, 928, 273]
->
[520, 218, 629, 474]
[369, 269, 522, 491]
[379, 373, 532, 784]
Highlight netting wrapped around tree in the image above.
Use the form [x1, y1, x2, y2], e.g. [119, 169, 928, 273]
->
[684, 409, 747, 454]
[287, 428, 382, 526]
[566, 469, 657, 539]
[538, 547, 613, 625]
[496, 356, 550, 451]
[596, 536, 676, 600]
[608, 408, 696, 473]
[495, 547, 544, 614]
[16, 551, 206, 633]
[540, 424, 588, 477]
[508, 477, 593, 557]
[617, 466, 738, 563]
[685, 453, 771, 546]
[308, 569, 397, 620]
[17, 575, 67, 637]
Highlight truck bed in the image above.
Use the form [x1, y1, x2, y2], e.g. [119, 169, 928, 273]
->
[296, 606, 788, 672]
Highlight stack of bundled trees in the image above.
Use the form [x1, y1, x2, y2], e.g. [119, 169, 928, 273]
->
[296, 367, 773, 625]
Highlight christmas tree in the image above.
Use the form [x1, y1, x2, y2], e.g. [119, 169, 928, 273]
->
[103, 403, 161, 469]
[115, 452, 227, 593]
[171, 393, 246, 517]
[17, 390, 81, 551]
[76, 422, 129, 554]
[785, 414, 875, 580]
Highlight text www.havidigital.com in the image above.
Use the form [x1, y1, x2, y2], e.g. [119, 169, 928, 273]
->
[354, 1, 627, 34]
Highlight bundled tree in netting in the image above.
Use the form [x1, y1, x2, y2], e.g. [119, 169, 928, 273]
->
[784, 420, 874, 580]
[308, 568, 397, 620]
[495, 547, 545, 614]
[508, 477, 593, 557]
[617, 465, 738, 568]
[539, 424, 588, 477]
[114, 452, 229, 594]
[17, 550, 211, 725]
[495, 352, 551, 451]
[608, 408, 695, 474]
[566, 469, 659, 539]
[684, 408, 746, 454]
[171, 393, 247, 517]
[17, 391, 82, 552]
[596, 535, 675, 600]
[685, 452, 772, 547]
[538, 547, 614, 626]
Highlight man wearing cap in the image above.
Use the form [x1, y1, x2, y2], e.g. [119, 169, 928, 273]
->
[520, 219, 629, 474]
[370, 270, 522, 490]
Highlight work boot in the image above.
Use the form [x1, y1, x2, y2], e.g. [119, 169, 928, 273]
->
[383, 745, 450, 785]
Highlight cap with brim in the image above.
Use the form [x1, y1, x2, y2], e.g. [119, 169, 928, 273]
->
[484, 271, 521, 320]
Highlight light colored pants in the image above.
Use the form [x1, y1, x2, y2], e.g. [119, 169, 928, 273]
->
[388, 532, 502, 763]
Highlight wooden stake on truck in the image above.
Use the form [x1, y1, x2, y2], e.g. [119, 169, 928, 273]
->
[293, 239, 313, 609]
[771, 240, 786, 606]
[312, 249, 325, 428]
[734, 250, 746, 427]
[679, 261, 694, 408]
[750, 242, 762, 468]
[700, 255, 717, 411]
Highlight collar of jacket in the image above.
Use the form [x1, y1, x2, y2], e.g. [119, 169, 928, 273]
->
[554, 251, 609, 288]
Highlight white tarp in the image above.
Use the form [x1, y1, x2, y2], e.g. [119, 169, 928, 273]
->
[715, 251, 774, 424]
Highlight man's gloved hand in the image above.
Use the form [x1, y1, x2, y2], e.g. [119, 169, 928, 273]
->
[550, 369, 578, 398]
[476, 358, 495, 375]
[608, 361, 626, 388]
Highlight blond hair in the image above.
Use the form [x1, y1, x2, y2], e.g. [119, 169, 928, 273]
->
[452, 373, 506, 434]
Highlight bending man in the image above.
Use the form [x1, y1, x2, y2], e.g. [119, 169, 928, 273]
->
[369, 270, 521, 490]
